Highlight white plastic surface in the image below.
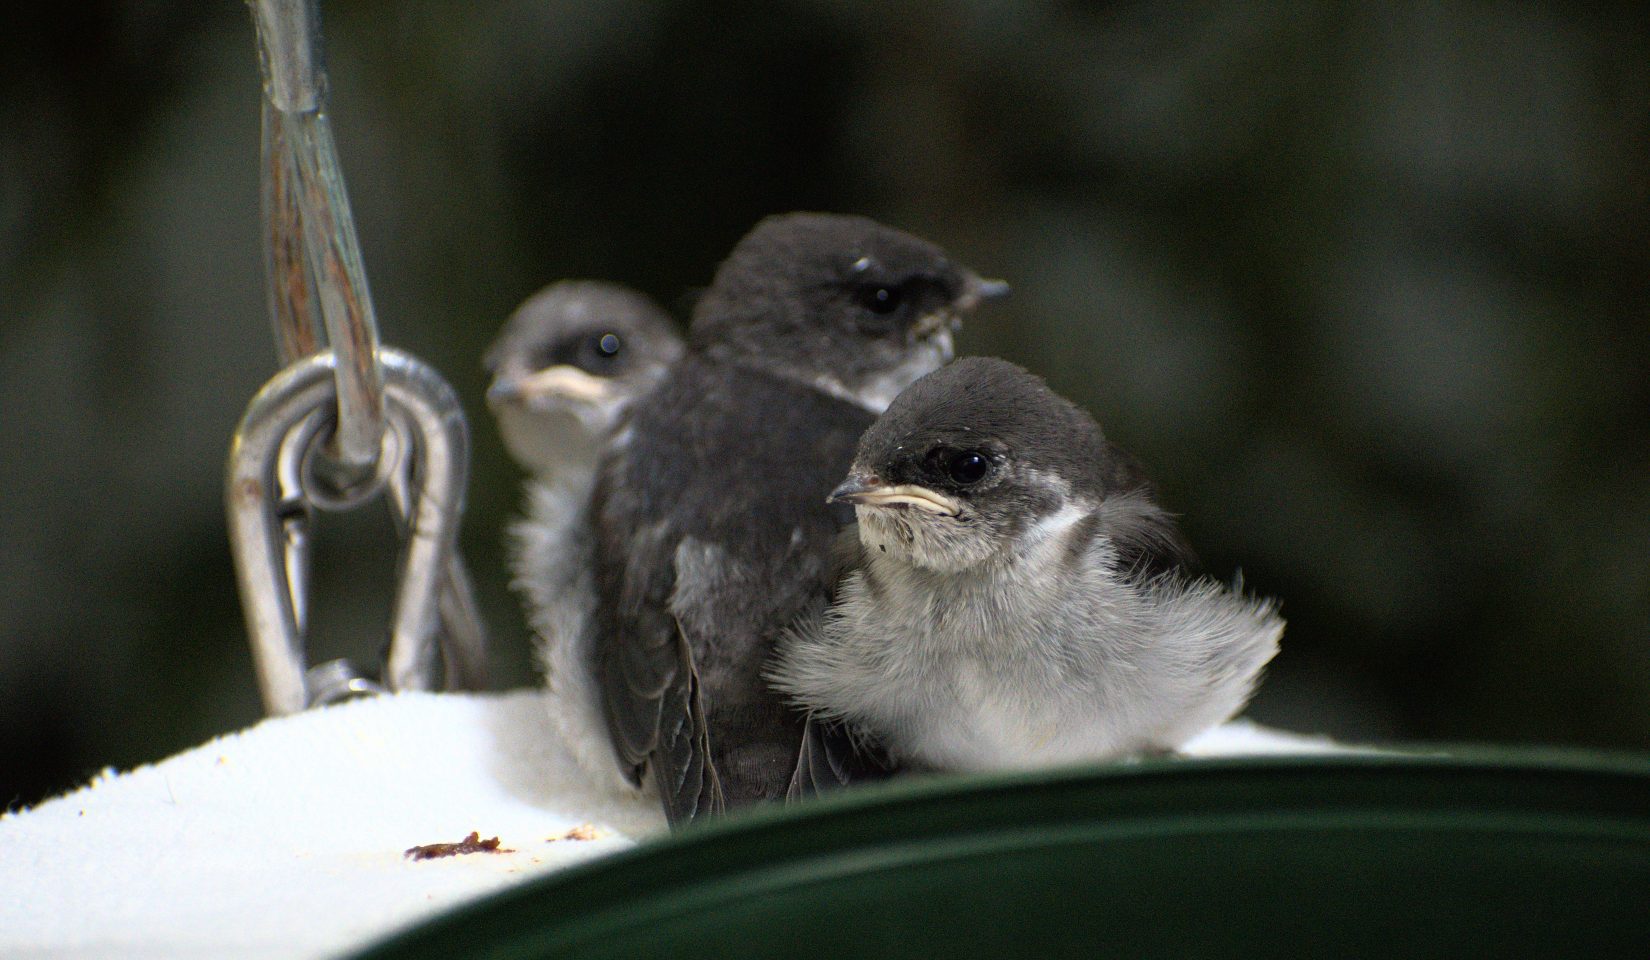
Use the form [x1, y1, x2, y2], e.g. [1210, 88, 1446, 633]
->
[1, 689, 1351, 959]
[0, 690, 664, 960]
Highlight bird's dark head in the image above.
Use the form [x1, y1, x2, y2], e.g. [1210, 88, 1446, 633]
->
[691, 212, 1008, 412]
[831, 357, 1172, 573]
[485, 280, 684, 475]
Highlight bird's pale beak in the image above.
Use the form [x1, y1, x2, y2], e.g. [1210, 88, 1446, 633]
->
[487, 365, 614, 408]
[955, 274, 1011, 312]
[908, 275, 1009, 345]
[828, 475, 877, 504]
[971, 276, 1012, 302]
[829, 476, 962, 517]
[919, 275, 1009, 338]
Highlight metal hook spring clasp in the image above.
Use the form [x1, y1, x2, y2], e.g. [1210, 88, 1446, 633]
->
[228, 348, 487, 715]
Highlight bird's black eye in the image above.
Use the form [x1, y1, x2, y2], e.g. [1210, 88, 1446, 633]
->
[858, 285, 903, 315]
[946, 450, 991, 485]
[571, 332, 623, 370]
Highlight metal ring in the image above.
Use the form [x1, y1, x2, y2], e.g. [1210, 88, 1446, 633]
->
[288, 407, 397, 512]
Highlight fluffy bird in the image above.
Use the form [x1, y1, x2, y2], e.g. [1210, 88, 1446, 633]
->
[592, 212, 1007, 823]
[772, 356, 1282, 789]
[485, 280, 684, 789]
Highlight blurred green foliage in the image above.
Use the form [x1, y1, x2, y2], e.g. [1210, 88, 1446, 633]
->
[2, 0, 1646, 808]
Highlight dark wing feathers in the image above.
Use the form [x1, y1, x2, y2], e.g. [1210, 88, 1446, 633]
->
[787, 716, 898, 800]
[595, 356, 873, 822]
[595, 439, 728, 820]
[658, 638, 723, 821]
[598, 531, 685, 783]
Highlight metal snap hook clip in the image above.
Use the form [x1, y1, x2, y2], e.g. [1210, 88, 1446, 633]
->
[227, 348, 487, 715]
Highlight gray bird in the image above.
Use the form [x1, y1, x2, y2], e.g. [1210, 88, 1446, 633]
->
[592, 212, 1007, 823]
[484, 281, 684, 790]
[771, 356, 1282, 789]
[486, 281, 685, 477]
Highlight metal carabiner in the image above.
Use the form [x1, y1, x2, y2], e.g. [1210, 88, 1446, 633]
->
[227, 348, 486, 715]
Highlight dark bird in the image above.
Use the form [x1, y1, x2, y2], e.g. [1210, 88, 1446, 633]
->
[485, 280, 684, 789]
[592, 212, 1007, 823]
[771, 356, 1282, 790]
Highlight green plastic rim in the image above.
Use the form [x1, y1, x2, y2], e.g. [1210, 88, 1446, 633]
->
[354, 751, 1650, 959]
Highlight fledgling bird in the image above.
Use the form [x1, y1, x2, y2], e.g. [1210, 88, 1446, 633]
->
[484, 281, 684, 790]
[486, 281, 685, 478]
[592, 212, 1007, 823]
[771, 356, 1283, 789]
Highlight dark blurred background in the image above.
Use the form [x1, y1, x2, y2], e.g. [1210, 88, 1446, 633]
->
[3, 0, 1646, 809]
